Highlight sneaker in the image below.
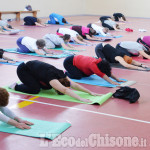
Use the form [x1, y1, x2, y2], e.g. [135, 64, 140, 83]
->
[9, 83, 17, 90]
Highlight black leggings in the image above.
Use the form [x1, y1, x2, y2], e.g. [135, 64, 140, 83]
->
[15, 63, 41, 94]
[63, 55, 88, 79]
[137, 38, 150, 51]
[102, 22, 114, 30]
[95, 43, 106, 59]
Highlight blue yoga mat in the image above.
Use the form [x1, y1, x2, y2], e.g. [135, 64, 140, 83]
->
[71, 75, 127, 88]
[95, 35, 123, 38]
[0, 117, 71, 140]
[0, 61, 23, 66]
[4, 48, 71, 59]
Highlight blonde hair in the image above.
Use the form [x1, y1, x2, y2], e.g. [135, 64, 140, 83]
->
[77, 35, 83, 41]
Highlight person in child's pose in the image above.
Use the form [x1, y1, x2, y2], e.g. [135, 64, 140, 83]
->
[48, 13, 69, 25]
[0, 87, 33, 129]
[95, 43, 148, 71]
[23, 16, 47, 27]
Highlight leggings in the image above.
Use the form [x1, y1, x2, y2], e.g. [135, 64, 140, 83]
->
[95, 43, 106, 59]
[15, 63, 41, 94]
[16, 37, 31, 53]
[63, 55, 88, 79]
[137, 38, 150, 51]
[102, 22, 114, 30]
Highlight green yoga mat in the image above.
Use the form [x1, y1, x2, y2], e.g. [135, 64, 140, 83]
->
[0, 117, 71, 140]
[5, 87, 112, 105]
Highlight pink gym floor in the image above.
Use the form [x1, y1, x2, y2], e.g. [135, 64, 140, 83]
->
[0, 16, 150, 150]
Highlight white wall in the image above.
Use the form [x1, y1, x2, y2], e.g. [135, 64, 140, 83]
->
[85, 0, 150, 18]
[0, 0, 150, 19]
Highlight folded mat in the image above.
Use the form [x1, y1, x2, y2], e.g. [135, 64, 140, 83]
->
[95, 35, 123, 38]
[71, 75, 135, 88]
[0, 61, 23, 66]
[0, 117, 71, 140]
[5, 86, 113, 105]
[110, 63, 150, 71]
[4, 48, 71, 59]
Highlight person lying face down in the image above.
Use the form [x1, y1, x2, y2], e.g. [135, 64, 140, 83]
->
[23, 16, 47, 27]
[95, 43, 148, 71]
[0, 87, 34, 129]
[9, 60, 101, 103]
[116, 41, 150, 60]
[56, 28, 91, 45]
[63, 55, 124, 85]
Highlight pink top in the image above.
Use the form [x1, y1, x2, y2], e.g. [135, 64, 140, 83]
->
[143, 36, 150, 47]
[81, 26, 90, 36]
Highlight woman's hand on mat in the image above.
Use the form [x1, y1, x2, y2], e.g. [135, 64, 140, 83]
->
[17, 118, 34, 126]
[138, 67, 147, 70]
[80, 98, 92, 103]
[141, 64, 149, 68]
[116, 79, 125, 83]
[15, 123, 31, 130]
[111, 81, 120, 85]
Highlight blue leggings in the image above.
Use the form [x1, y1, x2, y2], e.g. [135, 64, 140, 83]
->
[16, 37, 30, 53]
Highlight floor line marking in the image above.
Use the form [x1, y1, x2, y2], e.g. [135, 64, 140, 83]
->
[10, 96, 39, 109]
[10, 96, 150, 125]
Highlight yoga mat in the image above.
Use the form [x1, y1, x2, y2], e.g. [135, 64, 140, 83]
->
[69, 41, 96, 46]
[110, 63, 150, 71]
[5, 86, 113, 105]
[95, 35, 123, 38]
[0, 117, 71, 140]
[48, 47, 85, 52]
[71, 75, 128, 88]
[0, 61, 23, 66]
[45, 23, 76, 26]
[132, 57, 150, 63]
[4, 48, 71, 59]
[86, 38, 112, 42]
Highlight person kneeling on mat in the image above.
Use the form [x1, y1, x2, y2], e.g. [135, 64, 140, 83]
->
[23, 16, 47, 27]
[63, 55, 123, 85]
[9, 60, 101, 103]
[47, 13, 69, 25]
[16, 36, 53, 56]
[0, 87, 33, 129]
[116, 41, 150, 60]
[95, 43, 148, 71]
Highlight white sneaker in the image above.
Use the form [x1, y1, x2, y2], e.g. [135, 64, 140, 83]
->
[9, 83, 17, 90]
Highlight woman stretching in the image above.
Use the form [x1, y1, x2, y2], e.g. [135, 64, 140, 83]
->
[95, 43, 148, 70]
[56, 28, 90, 45]
[0, 87, 33, 129]
[16, 36, 52, 56]
[116, 41, 150, 59]
[9, 60, 101, 103]
[70, 26, 101, 41]
[48, 13, 69, 25]
[23, 16, 47, 27]
[63, 55, 123, 85]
